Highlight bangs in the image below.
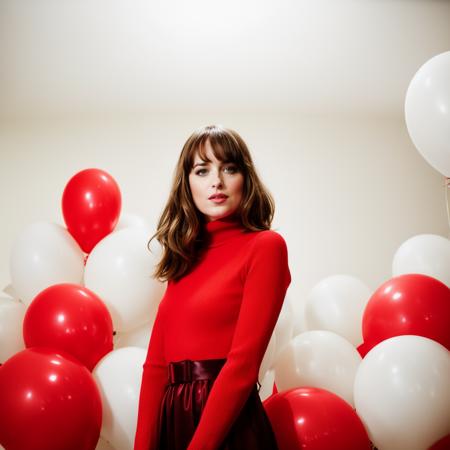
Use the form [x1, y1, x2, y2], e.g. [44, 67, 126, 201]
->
[185, 128, 245, 172]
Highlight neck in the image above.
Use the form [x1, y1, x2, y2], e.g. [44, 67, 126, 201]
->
[203, 212, 245, 248]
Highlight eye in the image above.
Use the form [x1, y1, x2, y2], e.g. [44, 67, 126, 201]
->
[224, 165, 238, 173]
[194, 165, 238, 176]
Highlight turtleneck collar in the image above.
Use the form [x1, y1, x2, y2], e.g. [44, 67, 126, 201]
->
[203, 212, 246, 248]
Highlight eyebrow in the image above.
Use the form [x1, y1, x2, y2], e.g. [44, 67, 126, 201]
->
[192, 160, 232, 168]
[193, 162, 208, 168]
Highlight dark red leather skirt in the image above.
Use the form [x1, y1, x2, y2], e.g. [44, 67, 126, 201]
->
[157, 358, 279, 450]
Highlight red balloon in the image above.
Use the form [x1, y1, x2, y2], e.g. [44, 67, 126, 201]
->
[0, 348, 102, 450]
[263, 387, 371, 450]
[362, 274, 450, 354]
[429, 434, 450, 450]
[273, 381, 278, 395]
[23, 283, 114, 371]
[62, 168, 121, 253]
[356, 341, 371, 358]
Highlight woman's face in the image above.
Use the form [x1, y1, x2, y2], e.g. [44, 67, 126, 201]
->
[188, 140, 244, 222]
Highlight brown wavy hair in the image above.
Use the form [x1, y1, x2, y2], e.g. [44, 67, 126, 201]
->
[148, 124, 275, 283]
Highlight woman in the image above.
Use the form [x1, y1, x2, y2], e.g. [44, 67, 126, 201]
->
[134, 125, 291, 450]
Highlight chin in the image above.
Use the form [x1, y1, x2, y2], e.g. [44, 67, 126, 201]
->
[207, 209, 237, 221]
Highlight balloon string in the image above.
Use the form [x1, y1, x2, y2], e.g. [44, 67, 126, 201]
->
[445, 177, 450, 239]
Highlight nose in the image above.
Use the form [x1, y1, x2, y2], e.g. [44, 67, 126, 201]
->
[211, 170, 223, 188]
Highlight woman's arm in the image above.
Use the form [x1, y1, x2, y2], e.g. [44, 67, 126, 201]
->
[187, 231, 291, 450]
[134, 303, 168, 450]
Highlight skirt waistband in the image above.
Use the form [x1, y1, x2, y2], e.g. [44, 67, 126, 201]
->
[168, 358, 227, 384]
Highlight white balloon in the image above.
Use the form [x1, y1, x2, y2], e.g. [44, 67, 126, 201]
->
[95, 436, 116, 450]
[304, 275, 372, 346]
[259, 368, 276, 402]
[114, 320, 153, 349]
[292, 300, 307, 337]
[405, 51, 450, 177]
[272, 296, 295, 360]
[354, 335, 450, 450]
[274, 330, 361, 406]
[114, 213, 151, 232]
[258, 330, 277, 382]
[114, 297, 159, 349]
[9, 222, 85, 305]
[2, 283, 19, 300]
[392, 234, 450, 287]
[93, 347, 147, 450]
[84, 227, 167, 332]
[0, 297, 26, 363]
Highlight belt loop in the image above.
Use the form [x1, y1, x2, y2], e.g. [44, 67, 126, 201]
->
[183, 359, 192, 382]
[168, 362, 174, 384]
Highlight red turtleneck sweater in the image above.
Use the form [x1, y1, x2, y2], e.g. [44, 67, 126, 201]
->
[134, 214, 291, 450]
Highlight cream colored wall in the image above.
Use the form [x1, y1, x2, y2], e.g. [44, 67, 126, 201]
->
[0, 112, 447, 330]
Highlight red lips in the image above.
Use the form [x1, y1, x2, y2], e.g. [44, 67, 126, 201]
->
[209, 193, 228, 199]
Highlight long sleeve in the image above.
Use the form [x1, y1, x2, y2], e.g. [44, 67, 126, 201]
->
[187, 231, 291, 450]
[134, 302, 168, 450]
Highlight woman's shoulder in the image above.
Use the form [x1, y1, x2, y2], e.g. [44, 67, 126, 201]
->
[252, 228, 287, 242]
[247, 228, 288, 253]
[240, 229, 290, 279]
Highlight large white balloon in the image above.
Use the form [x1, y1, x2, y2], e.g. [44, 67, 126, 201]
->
[273, 330, 361, 406]
[114, 213, 151, 232]
[0, 297, 26, 363]
[9, 222, 85, 305]
[114, 321, 153, 350]
[95, 436, 116, 450]
[405, 51, 450, 177]
[392, 234, 450, 287]
[259, 368, 276, 402]
[272, 296, 295, 360]
[114, 296, 158, 349]
[84, 227, 166, 332]
[304, 275, 372, 346]
[2, 283, 19, 299]
[354, 335, 450, 450]
[258, 330, 277, 382]
[292, 300, 307, 337]
[93, 347, 147, 450]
